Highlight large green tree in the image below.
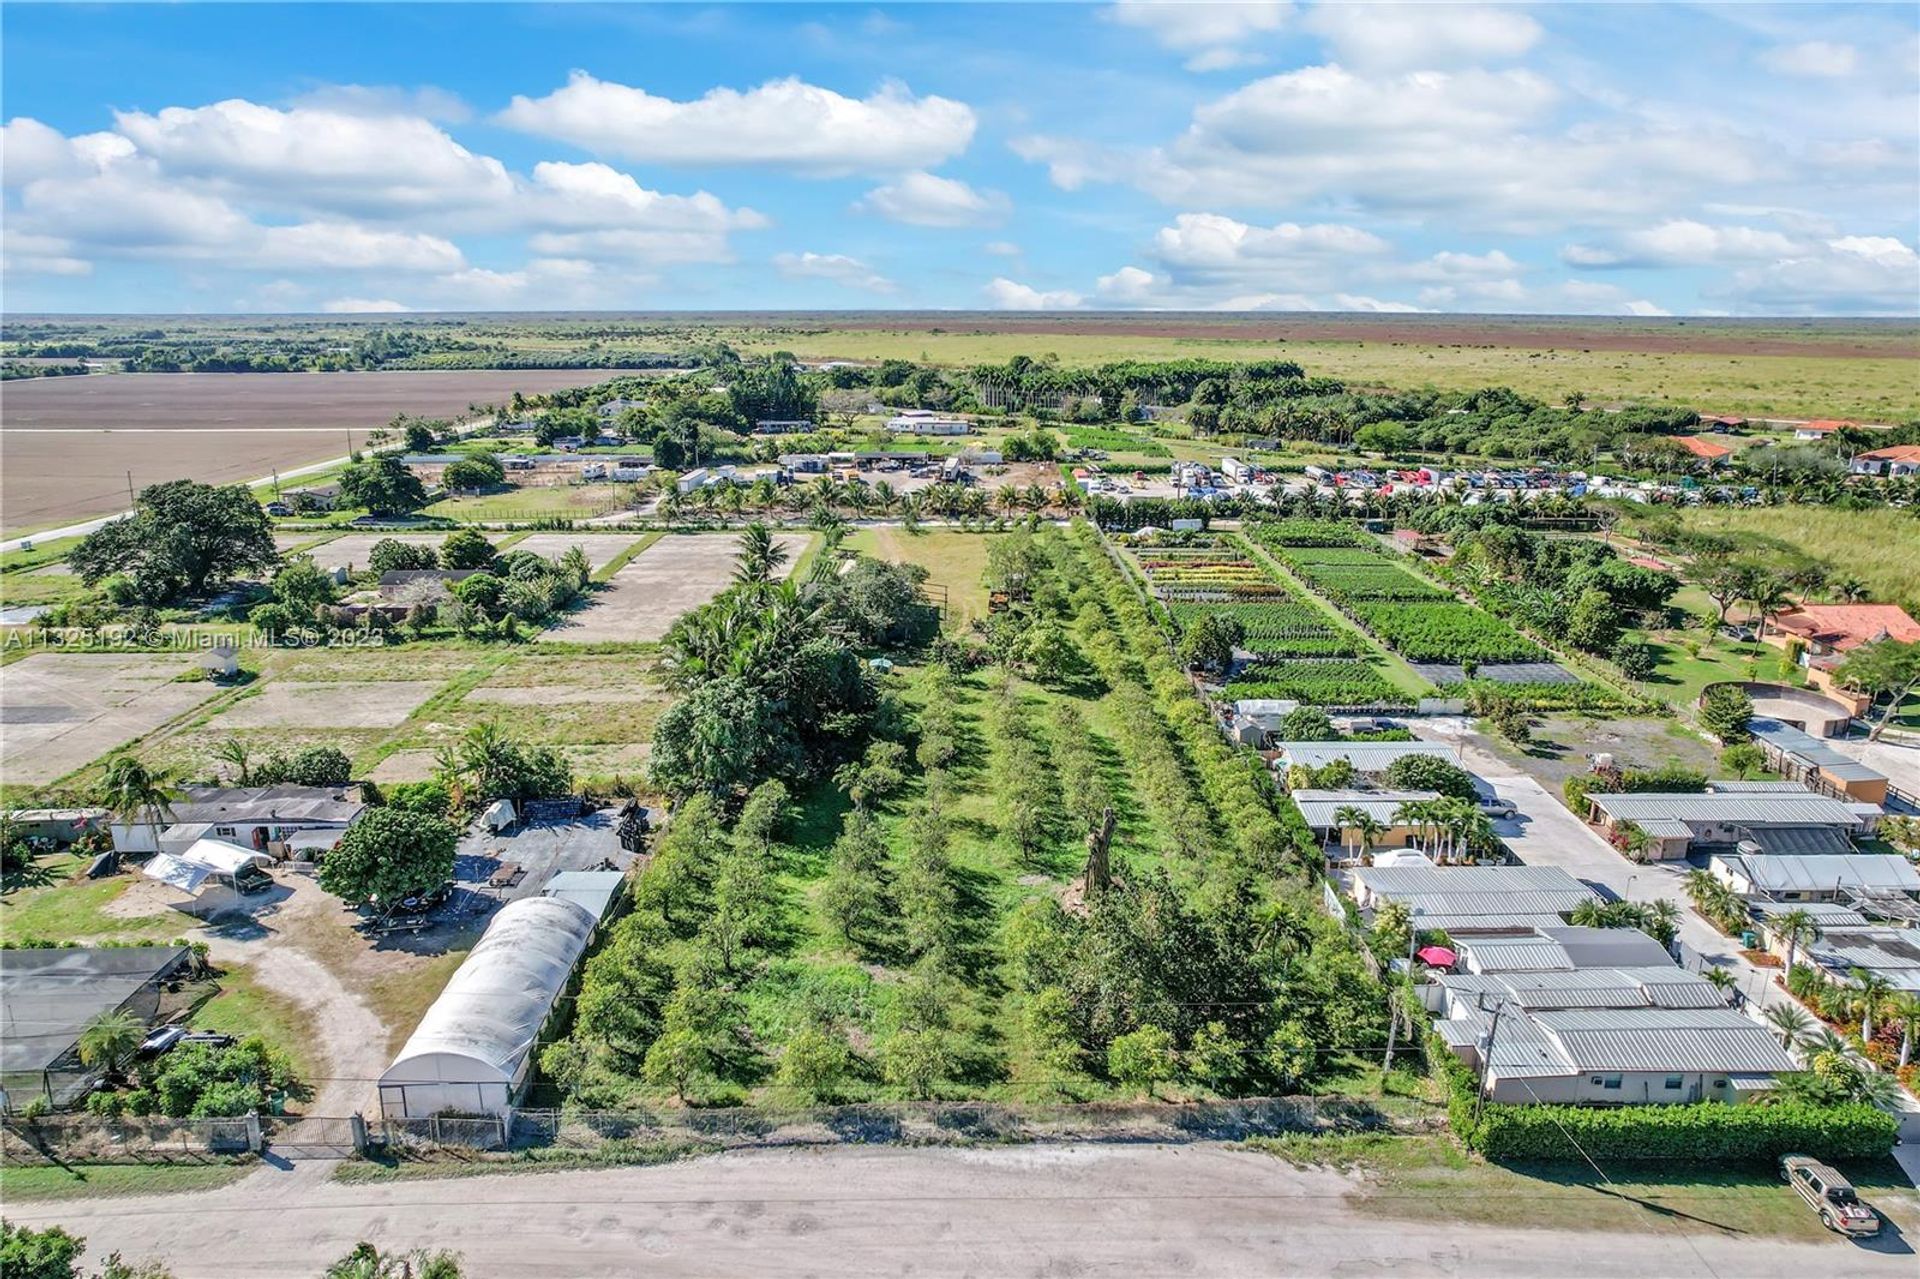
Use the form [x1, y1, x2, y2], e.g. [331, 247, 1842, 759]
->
[318, 809, 458, 906]
[70, 480, 277, 602]
[1835, 639, 1920, 741]
[337, 456, 428, 514]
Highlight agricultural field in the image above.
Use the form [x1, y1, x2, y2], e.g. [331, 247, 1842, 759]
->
[1129, 535, 1415, 706]
[0, 369, 611, 534]
[1252, 524, 1549, 667]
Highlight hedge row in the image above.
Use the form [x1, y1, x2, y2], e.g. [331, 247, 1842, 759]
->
[1471, 1099, 1897, 1164]
[1426, 1034, 1897, 1164]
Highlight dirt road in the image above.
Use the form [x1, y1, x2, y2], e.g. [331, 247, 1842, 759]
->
[13, 1143, 1910, 1278]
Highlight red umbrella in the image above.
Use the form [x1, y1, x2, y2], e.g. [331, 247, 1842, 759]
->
[1415, 945, 1457, 969]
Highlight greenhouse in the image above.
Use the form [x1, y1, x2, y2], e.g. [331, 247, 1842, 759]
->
[377, 895, 597, 1119]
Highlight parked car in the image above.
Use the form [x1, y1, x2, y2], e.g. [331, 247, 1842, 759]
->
[1780, 1155, 1881, 1237]
[137, 1025, 186, 1058]
[1719, 624, 1758, 642]
[1478, 796, 1518, 820]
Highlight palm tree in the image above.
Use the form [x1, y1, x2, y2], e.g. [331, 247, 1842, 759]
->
[1770, 907, 1818, 979]
[1829, 574, 1868, 603]
[77, 1009, 143, 1082]
[101, 755, 179, 857]
[1392, 801, 1436, 856]
[1332, 805, 1372, 860]
[1886, 992, 1920, 1069]
[733, 522, 789, 585]
[212, 736, 253, 786]
[1850, 967, 1895, 1041]
[1645, 898, 1681, 949]
[1746, 577, 1794, 640]
[1702, 966, 1738, 998]
[1762, 1002, 1815, 1050]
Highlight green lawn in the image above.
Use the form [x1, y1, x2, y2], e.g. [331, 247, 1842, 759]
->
[0, 858, 178, 945]
[1247, 1133, 1920, 1241]
[1634, 633, 1787, 707]
[849, 528, 994, 627]
[0, 1161, 253, 1202]
[190, 963, 322, 1086]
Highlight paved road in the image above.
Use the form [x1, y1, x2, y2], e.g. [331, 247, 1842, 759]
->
[13, 1144, 1913, 1278]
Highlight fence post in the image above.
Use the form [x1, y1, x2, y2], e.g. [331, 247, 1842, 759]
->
[349, 1112, 369, 1155]
[246, 1109, 263, 1153]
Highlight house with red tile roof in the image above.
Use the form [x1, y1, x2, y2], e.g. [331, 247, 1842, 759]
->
[1793, 419, 1852, 440]
[1675, 435, 1733, 462]
[1767, 603, 1920, 702]
[1850, 444, 1920, 478]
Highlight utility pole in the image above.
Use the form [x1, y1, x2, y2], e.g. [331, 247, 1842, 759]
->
[126, 470, 136, 507]
[1472, 996, 1506, 1129]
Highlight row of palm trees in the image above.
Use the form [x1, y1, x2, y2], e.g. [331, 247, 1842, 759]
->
[650, 475, 1064, 526]
[1330, 797, 1497, 864]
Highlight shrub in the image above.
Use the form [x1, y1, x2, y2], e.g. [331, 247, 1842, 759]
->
[1383, 754, 1477, 801]
[1473, 1100, 1896, 1164]
[1720, 743, 1768, 778]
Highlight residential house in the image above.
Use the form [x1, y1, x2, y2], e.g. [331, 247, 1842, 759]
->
[1292, 789, 1442, 852]
[1274, 740, 1459, 782]
[1222, 698, 1299, 747]
[377, 569, 482, 604]
[1433, 1004, 1795, 1105]
[1699, 414, 1747, 432]
[886, 409, 970, 436]
[110, 784, 366, 858]
[1584, 787, 1871, 860]
[754, 419, 815, 434]
[1805, 926, 1920, 994]
[1794, 420, 1850, 440]
[1850, 444, 1920, 477]
[1675, 436, 1733, 465]
[1349, 864, 1598, 934]
[1765, 603, 1920, 704]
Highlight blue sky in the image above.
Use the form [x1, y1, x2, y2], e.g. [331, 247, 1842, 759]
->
[3, 2, 1916, 315]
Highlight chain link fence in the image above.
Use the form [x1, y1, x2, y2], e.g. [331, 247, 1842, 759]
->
[4, 1114, 252, 1164]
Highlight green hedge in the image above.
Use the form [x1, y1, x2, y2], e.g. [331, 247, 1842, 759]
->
[1425, 1033, 1896, 1165]
[1472, 1100, 1897, 1164]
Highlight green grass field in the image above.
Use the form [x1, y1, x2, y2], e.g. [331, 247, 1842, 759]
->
[848, 528, 993, 627]
[1668, 506, 1920, 604]
[422, 484, 631, 521]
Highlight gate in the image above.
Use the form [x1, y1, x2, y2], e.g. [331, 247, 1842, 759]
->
[261, 1114, 359, 1160]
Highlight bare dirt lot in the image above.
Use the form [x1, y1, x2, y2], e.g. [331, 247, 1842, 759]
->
[541, 532, 809, 644]
[1, 370, 607, 533]
[211, 681, 441, 730]
[303, 532, 496, 572]
[0, 652, 224, 785]
[13, 1143, 1917, 1279]
[508, 533, 644, 573]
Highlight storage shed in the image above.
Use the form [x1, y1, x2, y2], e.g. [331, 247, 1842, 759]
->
[377, 895, 596, 1119]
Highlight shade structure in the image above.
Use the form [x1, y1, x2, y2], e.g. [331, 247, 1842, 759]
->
[377, 895, 597, 1119]
[1416, 945, 1458, 969]
[142, 837, 271, 897]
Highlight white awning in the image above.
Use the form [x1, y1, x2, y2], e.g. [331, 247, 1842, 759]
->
[144, 838, 271, 897]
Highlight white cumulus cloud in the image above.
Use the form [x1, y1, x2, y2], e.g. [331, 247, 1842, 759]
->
[1107, 2, 1291, 70]
[855, 171, 1009, 227]
[773, 251, 896, 293]
[322, 297, 411, 313]
[1758, 41, 1858, 78]
[984, 277, 1083, 309]
[1303, 4, 1542, 70]
[498, 72, 975, 175]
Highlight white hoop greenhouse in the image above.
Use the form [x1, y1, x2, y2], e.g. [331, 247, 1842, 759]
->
[377, 895, 596, 1119]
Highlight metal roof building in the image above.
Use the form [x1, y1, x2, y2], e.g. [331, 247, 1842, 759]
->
[1807, 928, 1920, 992]
[1455, 926, 1674, 974]
[1292, 789, 1441, 828]
[1439, 968, 1726, 1012]
[1747, 718, 1889, 803]
[1588, 791, 1864, 825]
[378, 895, 597, 1120]
[1275, 741, 1456, 773]
[1351, 865, 1598, 932]
[1, 945, 190, 1107]
[1710, 852, 1920, 898]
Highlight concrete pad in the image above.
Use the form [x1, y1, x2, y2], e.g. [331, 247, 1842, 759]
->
[541, 532, 808, 644]
[510, 533, 642, 573]
[0, 652, 221, 784]
[213, 680, 440, 729]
